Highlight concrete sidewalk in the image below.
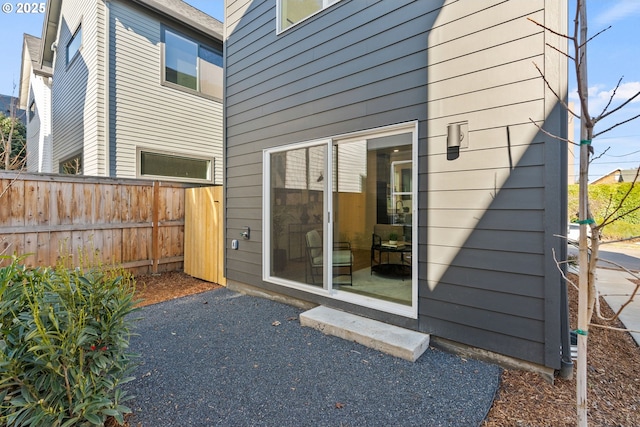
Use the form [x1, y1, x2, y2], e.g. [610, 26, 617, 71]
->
[597, 268, 640, 346]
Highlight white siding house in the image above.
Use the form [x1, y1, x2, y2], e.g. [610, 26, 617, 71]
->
[37, 0, 223, 182]
[19, 34, 53, 173]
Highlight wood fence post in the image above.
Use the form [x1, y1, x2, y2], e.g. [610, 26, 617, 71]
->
[152, 181, 159, 274]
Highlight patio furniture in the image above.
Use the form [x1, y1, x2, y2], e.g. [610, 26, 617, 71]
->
[371, 224, 411, 278]
[305, 229, 353, 286]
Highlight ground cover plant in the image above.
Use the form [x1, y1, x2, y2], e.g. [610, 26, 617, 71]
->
[0, 257, 139, 426]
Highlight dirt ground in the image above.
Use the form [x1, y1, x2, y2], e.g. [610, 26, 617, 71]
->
[133, 272, 640, 426]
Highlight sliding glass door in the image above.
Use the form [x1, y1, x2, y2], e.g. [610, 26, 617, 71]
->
[264, 123, 417, 317]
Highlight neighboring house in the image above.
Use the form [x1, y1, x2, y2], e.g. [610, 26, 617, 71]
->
[224, 0, 570, 375]
[591, 168, 640, 184]
[19, 34, 53, 173]
[37, 0, 223, 182]
[1, 95, 26, 123]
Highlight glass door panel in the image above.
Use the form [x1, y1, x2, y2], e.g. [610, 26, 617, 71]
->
[268, 145, 326, 287]
[332, 133, 414, 306]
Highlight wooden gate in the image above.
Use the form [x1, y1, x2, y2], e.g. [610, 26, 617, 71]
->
[184, 186, 226, 285]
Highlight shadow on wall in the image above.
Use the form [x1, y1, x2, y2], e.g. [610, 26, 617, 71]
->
[421, 101, 568, 369]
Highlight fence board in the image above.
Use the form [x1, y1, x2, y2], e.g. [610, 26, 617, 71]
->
[9, 181, 24, 227]
[37, 181, 50, 226]
[24, 233, 37, 267]
[0, 172, 201, 276]
[25, 181, 38, 226]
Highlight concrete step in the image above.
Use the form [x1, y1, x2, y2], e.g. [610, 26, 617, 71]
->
[300, 306, 430, 362]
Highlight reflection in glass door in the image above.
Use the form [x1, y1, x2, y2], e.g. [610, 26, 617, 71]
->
[333, 132, 413, 307]
[268, 144, 327, 287]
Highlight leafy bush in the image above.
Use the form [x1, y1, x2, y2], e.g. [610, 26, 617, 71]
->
[568, 183, 640, 239]
[0, 257, 138, 426]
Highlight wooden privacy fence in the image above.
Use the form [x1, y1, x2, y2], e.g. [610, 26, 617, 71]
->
[0, 171, 221, 278]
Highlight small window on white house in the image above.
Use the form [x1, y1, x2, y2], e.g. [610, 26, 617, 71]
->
[278, 0, 341, 32]
[66, 25, 82, 65]
[162, 28, 223, 100]
[28, 100, 35, 122]
[140, 150, 212, 182]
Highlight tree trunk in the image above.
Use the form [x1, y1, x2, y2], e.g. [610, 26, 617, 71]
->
[576, 1, 590, 425]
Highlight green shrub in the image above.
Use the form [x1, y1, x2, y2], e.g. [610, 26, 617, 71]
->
[0, 256, 139, 426]
[568, 183, 640, 240]
[599, 221, 640, 241]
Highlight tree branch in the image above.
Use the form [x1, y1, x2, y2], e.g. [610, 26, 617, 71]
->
[552, 247, 579, 291]
[592, 258, 640, 323]
[589, 146, 609, 163]
[528, 118, 576, 145]
[594, 112, 640, 138]
[596, 76, 623, 118]
[599, 167, 640, 227]
[588, 323, 640, 333]
[531, 61, 580, 120]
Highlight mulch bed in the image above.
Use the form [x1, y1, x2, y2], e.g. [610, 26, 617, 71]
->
[483, 274, 640, 426]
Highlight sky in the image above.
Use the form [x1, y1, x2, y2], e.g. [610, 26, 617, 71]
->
[0, 1, 638, 181]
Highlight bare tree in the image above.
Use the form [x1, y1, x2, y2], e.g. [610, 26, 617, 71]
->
[530, 1, 640, 425]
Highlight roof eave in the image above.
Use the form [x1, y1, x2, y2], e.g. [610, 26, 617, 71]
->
[128, 0, 223, 41]
[18, 36, 31, 110]
[40, 0, 62, 69]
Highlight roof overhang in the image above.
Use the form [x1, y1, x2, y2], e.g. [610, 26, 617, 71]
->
[40, 0, 62, 70]
[128, 0, 223, 42]
[18, 34, 52, 110]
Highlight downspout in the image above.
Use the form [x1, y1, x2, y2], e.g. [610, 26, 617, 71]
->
[103, 0, 111, 176]
[559, 278, 573, 378]
[558, 71, 573, 381]
[556, 0, 573, 380]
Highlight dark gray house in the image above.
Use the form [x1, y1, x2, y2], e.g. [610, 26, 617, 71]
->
[224, 0, 570, 375]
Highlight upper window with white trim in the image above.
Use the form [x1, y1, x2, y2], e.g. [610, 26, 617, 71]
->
[278, 0, 341, 32]
[162, 27, 223, 100]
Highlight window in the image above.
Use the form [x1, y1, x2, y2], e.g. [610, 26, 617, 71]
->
[263, 123, 417, 318]
[163, 28, 223, 99]
[28, 100, 35, 122]
[278, 0, 341, 32]
[66, 25, 82, 65]
[139, 150, 212, 182]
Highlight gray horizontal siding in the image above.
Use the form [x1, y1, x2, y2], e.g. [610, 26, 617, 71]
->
[51, 0, 99, 173]
[225, 0, 566, 369]
[225, 0, 433, 290]
[420, 0, 565, 368]
[109, 0, 223, 183]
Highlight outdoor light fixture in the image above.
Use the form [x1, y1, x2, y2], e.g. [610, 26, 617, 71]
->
[446, 121, 468, 161]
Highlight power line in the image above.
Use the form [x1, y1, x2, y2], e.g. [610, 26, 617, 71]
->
[601, 149, 640, 157]
[587, 160, 640, 165]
